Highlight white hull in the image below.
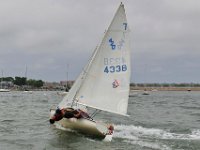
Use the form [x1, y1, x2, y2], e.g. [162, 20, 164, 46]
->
[0, 89, 10, 92]
[24, 91, 33, 94]
[59, 118, 105, 138]
[142, 91, 150, 95]
[50, 110, 113, 140]
[129, 92, 138, 97]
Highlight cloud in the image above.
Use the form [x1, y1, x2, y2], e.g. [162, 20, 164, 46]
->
[0, 0, 199, 82]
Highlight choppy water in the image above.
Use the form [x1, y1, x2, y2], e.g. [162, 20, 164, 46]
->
[0, 91, 200, 150]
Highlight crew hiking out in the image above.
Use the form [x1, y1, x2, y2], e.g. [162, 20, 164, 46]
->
[49, 107, 90, 124]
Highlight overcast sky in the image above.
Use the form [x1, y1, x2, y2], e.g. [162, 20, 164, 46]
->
[0, 0, 200, 83]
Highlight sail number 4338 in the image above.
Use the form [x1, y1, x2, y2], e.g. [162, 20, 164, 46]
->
[104, 65, 127, 73]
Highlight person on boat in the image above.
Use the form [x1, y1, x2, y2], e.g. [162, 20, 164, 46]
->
[62, 108, 90, 119]
[49, 108, 90, 124]
[49, 108, 63, 124]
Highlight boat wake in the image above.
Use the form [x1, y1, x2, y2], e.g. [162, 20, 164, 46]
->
[114, 124, 200, 140]
[114, 124, 200, 149]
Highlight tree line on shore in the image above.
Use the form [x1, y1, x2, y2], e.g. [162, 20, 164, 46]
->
[0, 77, 44, 88]
[1, 76, 200, 88]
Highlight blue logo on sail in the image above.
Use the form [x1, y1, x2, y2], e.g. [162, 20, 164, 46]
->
[109, 38, 116, 50]
[109, 38, 125, 50]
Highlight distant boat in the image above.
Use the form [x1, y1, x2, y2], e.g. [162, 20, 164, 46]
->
[142, 90, 150, 95]
[0, 70, 10, 92]
[50, 3, 131, 141]
[0, 89, 10, 92]
[129, 91, 138, 97]
[23, 90, 33, 94]
[23, 65, 33, 93]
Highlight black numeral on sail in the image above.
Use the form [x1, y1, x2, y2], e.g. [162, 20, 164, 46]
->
[123, 23, 127, 30]
[104, 65, 127, 73]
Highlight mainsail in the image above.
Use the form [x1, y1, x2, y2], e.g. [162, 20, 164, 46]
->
[59, 3, 131, 116]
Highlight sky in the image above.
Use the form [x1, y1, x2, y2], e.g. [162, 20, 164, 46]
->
[0, 0, 200, 83]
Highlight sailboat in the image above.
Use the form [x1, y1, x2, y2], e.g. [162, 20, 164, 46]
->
[57, 64, 70, 96]
[23, 66, 33, 94]
[0, 88, 10, 92]
[50, 3, 131, 141]
[0, 70, 10, 92]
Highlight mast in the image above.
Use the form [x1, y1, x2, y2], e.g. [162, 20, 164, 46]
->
[1, 70, 3, 89]
[25, 65, 27, 79]
[66, 63, 69, 91]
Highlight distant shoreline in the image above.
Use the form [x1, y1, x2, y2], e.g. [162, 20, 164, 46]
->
[130, 86, 200, 91]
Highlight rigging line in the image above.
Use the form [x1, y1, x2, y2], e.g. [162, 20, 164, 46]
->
[90, 109, 98, 118]
[90, 109, 101, 118]
[71, 97, 78, 108]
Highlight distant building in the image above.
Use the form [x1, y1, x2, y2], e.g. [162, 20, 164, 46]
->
[43, 82, 61, 90]
[0, 81, 14, 88]
[42, 81, 75, 90]
[60, 80, 74, 87]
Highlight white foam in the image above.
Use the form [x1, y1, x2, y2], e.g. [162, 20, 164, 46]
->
[124, 139, 171, 150]
[113, 125, 171, 150]
[114, 124, 200, 140]
[113, 124, 200, 150]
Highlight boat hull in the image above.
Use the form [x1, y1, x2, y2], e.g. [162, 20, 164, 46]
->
[50, 110, 113, 140]
[0, 89, 10, 92]
[59, 118, 105, 138]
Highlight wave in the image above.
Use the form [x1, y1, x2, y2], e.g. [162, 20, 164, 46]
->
[180, 106, 200, 110]
[1, 119, 15, 122]
[54, 122, 199, 149]
[54, 122, 200, 140]
[123, 139, 170, 150]
[114, 124, 200, 140]
[113, 124, 200, 150]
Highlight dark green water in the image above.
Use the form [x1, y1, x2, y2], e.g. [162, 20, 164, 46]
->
[0, 91, 200, 150]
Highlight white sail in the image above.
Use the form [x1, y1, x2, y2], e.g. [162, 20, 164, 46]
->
[58, 47, 99, 109]
[58, 72, 83, 109]
[75, 3, 131, 116]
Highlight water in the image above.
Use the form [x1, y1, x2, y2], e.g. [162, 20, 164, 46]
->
[0, 91, 200, 150]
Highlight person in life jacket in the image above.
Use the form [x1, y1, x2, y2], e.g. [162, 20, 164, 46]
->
[49, 107, 90, 124]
